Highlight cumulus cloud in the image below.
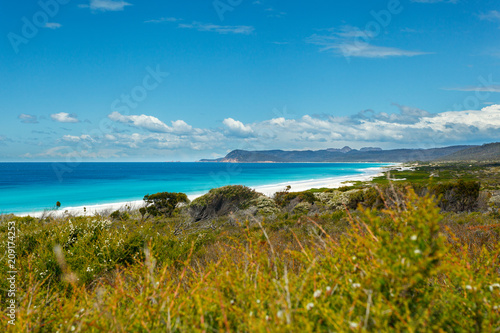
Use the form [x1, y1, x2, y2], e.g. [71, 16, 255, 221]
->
[18, 114, 39, 124]
[51, 112, 80, 123]
[102, 131, 223, 151]
[35, 105, 500, 160]
[106, 106, 500, 153]
[61, 134, 94, 143]
[306, 26, 430, 59]
[161, 104, 485, 152]
[223, 118, 254, 137]
[171, 120, 193, 133]
[109, 111, 170, 132]
[80, 0, 132, 12]
[108, 112, 193, 134]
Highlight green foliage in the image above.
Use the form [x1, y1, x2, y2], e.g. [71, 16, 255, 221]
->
[314, 189, 365, 211]
[189, 185, 261, 221]
[274, 190, 316, 208]
[3, 189, 499, 332]
[292, 201, 311, 215]
[361, 180, 482, 213]
[428, 180, 481, 212]
[247, 196, 280, 216]
[141, 192, 190, 219]
[110, 210, 130, 221]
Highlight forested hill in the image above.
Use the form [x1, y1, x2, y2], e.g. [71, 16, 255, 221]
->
[199, 145, 474, 163]
[438, 142, 500, 162]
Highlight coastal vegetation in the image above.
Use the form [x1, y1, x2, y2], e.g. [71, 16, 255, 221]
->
[139, 192, 190, 220]
[1, 162, 499, 331]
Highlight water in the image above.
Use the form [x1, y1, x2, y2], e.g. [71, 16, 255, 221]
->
[0, 162, 391, 214]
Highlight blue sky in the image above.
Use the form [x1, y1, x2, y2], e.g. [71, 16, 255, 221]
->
[0, 0, 499, 161]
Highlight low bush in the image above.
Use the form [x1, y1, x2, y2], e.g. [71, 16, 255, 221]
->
[188, 185, 261, 221]
[247, 196, 280, 216]
[274, 191, 316, 208]
[3, 189, 499, 331]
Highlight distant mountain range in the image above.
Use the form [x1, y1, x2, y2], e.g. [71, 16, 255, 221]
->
[199, 144, 484, 163]
[437, 142, 500, 162]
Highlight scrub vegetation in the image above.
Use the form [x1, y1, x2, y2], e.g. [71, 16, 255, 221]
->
[1, 163, 499, 332]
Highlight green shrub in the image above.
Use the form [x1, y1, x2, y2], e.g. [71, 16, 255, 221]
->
[110, 210, 130, 221]
[362, 180, 482, 213]
[428, 180, 481, 212]
[188, 185, 261, 221]
[140, 192, 190, 219]
[247, 196, 280, 216]
[274, 191, 316, 208]
[292, 201, 311, 215]
[314, 189, 365, 211]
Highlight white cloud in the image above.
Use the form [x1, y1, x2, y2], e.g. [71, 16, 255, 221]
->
[99, 104, 496, 153]
[144, 17, 254, 35]
[80, 0, 132, 12]
[223, 118, 254, 137]
[479, 11, 500, 21]
[45, 22, 62, 29]
[51, 112, 79, 123]
[171, 120, 193, 133]
[61, 134, 94, 143]
[306, 26, 430, 58]
[233, 104, 500, 148]
[18, 114, 39, 124]
[145, 17, 181, 23]
[106, 131, 223, 151]
[32, 105, 500, 160]
[178, 22, 254, 35]
[337, 43, 427, 58]
[108, 111, 193, 134]
[109, 111, 170, 132]
[443, 85, 500, 93]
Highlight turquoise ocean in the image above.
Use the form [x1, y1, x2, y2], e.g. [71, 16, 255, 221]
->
[0, 162, 391, 214]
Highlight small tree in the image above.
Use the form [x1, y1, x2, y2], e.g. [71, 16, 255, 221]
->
[56, 201, 61, 209]
[140, 192, 189, 220]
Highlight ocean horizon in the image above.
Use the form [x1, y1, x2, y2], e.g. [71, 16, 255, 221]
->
[0, 162, 393, 215]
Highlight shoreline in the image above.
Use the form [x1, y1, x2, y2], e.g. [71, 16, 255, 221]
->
[15, 164, 402, 218]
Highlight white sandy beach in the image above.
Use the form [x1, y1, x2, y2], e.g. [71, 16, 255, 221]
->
[17, 164, 402, 218]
